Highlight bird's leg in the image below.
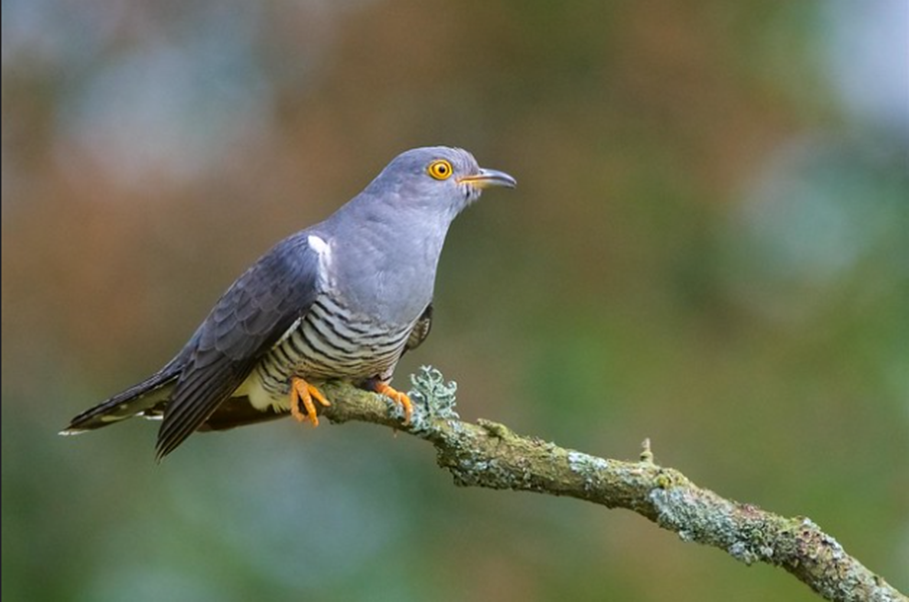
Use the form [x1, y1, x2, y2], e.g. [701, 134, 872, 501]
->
[290, 377, 331, 427]
[373, 382, 413, 425]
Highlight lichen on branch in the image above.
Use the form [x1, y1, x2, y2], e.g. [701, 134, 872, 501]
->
[318, 367, 906, 602]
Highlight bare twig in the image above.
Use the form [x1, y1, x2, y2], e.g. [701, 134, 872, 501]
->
[318, 368, 906, 602]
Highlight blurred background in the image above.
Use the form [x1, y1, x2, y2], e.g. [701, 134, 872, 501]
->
[3, 1, 907, 600]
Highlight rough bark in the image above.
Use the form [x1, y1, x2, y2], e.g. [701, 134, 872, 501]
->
[316, 367, 906, 602]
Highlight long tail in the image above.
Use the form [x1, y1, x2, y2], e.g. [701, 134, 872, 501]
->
[60, 359, 183, 435]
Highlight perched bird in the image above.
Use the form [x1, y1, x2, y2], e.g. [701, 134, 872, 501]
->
[62, 147, 515, 459]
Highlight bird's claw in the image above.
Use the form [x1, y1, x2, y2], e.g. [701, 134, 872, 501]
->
[374, 383, 413, 424]
[290, 377, 331, 426]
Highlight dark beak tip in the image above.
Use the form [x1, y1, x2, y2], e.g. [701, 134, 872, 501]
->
[481, 168, 517, 189]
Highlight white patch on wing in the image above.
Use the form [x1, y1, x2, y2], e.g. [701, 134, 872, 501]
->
[308, 234, 334, 289]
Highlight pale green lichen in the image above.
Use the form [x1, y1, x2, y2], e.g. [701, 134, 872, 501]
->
[567, 450, 610, 474]
[450, 452, 506, 488]
[404, 366, 459, 434]
[649, 487, 774, 566]
[567, 450, 610, 493]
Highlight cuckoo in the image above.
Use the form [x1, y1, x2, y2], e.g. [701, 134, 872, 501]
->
[61, 147, 516, 459]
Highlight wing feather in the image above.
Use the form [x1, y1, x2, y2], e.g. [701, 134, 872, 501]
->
[155, 233, 321, 459]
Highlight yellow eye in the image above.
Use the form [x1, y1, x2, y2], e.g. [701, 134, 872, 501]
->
[427, 159, 453, 180]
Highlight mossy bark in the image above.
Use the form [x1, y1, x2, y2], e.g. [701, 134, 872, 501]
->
[318, 368, 905, 602]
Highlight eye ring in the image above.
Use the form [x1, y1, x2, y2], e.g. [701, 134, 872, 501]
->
[427, 159, 453, 180]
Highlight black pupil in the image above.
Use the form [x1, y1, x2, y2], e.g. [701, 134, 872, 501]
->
[438, 164, 446, 173]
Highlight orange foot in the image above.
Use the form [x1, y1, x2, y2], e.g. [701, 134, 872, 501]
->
[374, 382, 413, 424]
[290, 377, 331, 426]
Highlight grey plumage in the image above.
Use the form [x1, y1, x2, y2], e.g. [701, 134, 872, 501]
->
[62, 147, 515, 459]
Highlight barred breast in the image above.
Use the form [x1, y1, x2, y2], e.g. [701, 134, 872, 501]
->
[240, 292, 415, 412]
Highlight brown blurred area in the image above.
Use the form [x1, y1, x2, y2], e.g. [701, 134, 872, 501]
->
[3, 2, 907, 601]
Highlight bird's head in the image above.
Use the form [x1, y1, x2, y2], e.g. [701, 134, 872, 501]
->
[366, 146, 516, 217]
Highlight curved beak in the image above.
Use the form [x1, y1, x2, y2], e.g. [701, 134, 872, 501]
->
[458, 167, 517, 190]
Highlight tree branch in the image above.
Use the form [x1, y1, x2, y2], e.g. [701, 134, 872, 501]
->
[319, 367, 906, 602]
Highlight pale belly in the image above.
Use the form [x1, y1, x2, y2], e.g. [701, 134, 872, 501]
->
[233, 351, 403, 413]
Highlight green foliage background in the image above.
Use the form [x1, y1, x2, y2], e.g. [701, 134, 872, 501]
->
[3, 1, 907, 600]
